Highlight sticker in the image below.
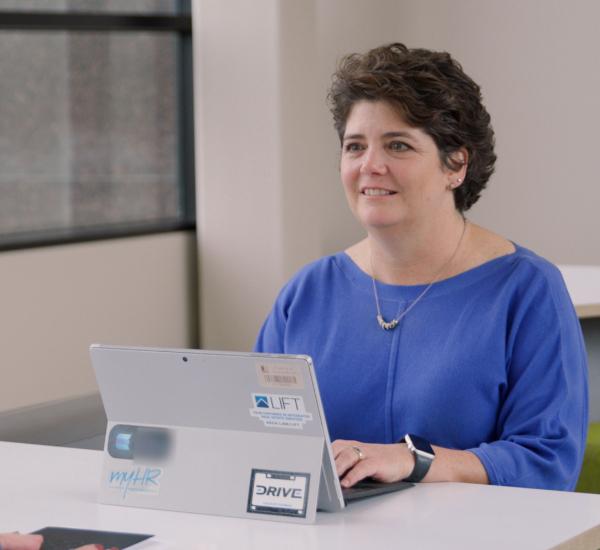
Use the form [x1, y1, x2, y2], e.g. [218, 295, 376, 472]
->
[107, 425, 172, 462]
[107, 424, 137, 459]
[247, 469, 310, 517]
[249, 393, 313, 429]
[256, 362, 304, 389]
[107, 466, 163, 499]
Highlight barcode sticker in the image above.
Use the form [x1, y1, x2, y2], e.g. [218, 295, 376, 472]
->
[256, 362, 305, 389]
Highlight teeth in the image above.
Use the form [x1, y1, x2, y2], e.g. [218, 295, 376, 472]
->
[363, 188, 393, 196]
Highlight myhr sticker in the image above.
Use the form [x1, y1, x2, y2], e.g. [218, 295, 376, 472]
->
[107, 465, 163, 499]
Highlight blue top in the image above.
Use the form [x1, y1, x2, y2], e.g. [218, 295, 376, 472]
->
[254, 244, 589, 490]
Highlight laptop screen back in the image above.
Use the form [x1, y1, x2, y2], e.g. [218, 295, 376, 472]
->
[91, 345, 344, 522]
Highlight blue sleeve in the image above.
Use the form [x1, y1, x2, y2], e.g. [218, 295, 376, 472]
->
[468, 266, 588, 490]
[254, 287, 288, 354]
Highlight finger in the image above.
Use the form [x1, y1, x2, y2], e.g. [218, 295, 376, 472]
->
[341, 459, 379, 488]
[0, 533, 44, 550]
[331, 439, 363, 459]
[331, 439, 353, 458]
[334, 446, 362, 478]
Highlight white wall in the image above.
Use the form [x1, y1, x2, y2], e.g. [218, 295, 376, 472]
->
[193, 0, 284, 351]
[193, 0, 400, 351]
[193, 0, 600, 351]
[0, 231, 197, 413]
[392, 0, 600, 265]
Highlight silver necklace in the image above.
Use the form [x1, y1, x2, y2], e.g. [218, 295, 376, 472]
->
[370, 218, 468, 331]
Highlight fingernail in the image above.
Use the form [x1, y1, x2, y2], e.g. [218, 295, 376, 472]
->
[94, 545, 105, 550]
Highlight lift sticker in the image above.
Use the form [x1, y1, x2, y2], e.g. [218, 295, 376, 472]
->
[249, 393, 313, 429]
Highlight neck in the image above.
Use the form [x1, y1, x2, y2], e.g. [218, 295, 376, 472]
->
[368, 212, 467, 285]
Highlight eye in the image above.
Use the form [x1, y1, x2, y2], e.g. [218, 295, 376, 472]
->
[343, 142, 365, 153]
[387, 140, 410, 153]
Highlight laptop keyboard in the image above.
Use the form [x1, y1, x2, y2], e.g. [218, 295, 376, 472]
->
[342, 479, 414, 502]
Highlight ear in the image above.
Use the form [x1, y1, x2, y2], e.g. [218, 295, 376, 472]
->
[450, 147, 468, 171]
[447, 147, 468, 189]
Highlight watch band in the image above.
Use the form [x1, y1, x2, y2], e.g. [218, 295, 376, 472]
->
[402, 434, 435, 483]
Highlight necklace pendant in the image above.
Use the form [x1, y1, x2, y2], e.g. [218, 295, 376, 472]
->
[377, 315, 399, 331]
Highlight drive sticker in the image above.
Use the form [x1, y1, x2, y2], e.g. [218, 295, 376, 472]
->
[107, 465, 163, 499]
[247, 469, 310, 518]
[249, 393, 313, 429]
[256, 362, 304, 389]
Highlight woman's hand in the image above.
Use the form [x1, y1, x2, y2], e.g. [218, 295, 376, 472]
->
[331, 439, 414, 488]
[332, 439, 490, 487]
[0, 533, 43, 550]
[0, 533, 115, 550]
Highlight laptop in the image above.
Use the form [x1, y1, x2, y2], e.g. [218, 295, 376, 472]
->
[91, 345, 413, 523]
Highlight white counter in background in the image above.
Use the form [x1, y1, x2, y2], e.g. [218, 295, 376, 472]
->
[559, 265, 600, 318]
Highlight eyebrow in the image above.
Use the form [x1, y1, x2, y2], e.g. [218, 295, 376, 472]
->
[342, 131, 416, 141]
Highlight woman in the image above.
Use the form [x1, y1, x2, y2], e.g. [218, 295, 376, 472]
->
[255, 43, 588, 490]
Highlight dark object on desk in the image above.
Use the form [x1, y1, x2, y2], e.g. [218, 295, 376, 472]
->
[342, 479, 414, 502]
[32, 526, 153, 550]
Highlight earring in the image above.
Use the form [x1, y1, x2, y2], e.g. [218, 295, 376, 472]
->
[448, 178, 462, 191]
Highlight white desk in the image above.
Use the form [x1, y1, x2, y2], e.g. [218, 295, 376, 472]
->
[1, 442, 600, 550]
[558, 265, 600, 319]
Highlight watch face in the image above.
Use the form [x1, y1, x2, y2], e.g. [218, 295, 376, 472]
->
[407, 434, 434, 456]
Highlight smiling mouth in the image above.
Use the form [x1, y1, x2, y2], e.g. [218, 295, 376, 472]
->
[362, 188, 397, 196]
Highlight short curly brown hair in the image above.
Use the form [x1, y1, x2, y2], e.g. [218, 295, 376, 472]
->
[328, 43, 496, 212]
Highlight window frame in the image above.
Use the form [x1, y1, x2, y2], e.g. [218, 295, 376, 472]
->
[0, 7, 195, 252]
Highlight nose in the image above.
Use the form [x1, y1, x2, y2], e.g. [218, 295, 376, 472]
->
[359, 147, 388, 175]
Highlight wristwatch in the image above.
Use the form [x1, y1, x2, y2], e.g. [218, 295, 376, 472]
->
[402, 434, 435, 482]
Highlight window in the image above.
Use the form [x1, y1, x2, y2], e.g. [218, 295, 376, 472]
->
[0, 1, 194, 250]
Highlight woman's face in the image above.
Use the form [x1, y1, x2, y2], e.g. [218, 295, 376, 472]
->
[340, 100, 461, 232]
